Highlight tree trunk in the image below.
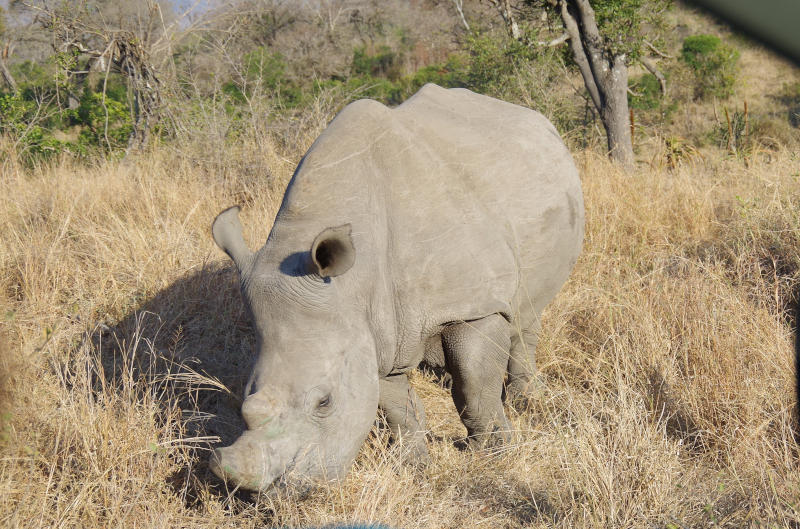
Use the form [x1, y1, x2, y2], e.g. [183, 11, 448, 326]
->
[0, 52, 16, 92]
[600, 55, 634, 166]
[488, 0, 521, 40]
[558, 0, 634, 168]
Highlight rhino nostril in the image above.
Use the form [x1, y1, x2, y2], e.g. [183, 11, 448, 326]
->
[241, 397, 272, 429]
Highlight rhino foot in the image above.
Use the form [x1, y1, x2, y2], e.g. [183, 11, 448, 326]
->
[504, 374, 548, 410]
[378, 374, 430, 466]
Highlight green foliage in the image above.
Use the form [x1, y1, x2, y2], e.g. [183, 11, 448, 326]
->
[0, 58, 134, 162]
[235, 47, 302, 107]
[0, 92, 70, 160]
[526, 0, 672, 59]
[72, 90, 132, 151]
[590, 0, 645, 58]
[628, 73, 661, 110]
[628, 73, 676, 123]
[309, 43, 467, 107]
[403, 57, 468, 94]
[681, 34, 739, 100]
[462, 32, 535, 97]
[352, 45, 401, 81]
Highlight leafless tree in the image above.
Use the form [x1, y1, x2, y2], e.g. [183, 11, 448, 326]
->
[24, 0, 188, 153]
[451, 0, 471, 32]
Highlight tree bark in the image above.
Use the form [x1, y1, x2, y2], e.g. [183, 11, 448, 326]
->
[600, 54, 634, 166]
[0, 58, 15, 91]
[558, 0, 634, 168]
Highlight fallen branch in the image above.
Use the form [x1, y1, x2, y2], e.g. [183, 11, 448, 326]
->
[539, 32, 569, 47]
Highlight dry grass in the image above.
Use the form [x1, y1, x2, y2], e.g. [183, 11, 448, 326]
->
[1, 122, 799, 529]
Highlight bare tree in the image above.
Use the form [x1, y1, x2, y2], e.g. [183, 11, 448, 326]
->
[26, 0, 182, 153]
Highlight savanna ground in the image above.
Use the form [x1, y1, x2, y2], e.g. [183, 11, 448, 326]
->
[2, 3, 800, 529]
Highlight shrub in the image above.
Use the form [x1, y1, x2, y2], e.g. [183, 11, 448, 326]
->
[71, 91, 132, 152]
[462, 33, 535, 98]
[628, 73, 663, 111]
[680, 34, 739, 100]
[0, 92, 69, 161]
[352, 45, 402, 81]
[241, 48, 302, 107]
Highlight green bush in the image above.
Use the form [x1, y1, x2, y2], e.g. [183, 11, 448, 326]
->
[628, 73, 676, 124]
[0, 92, 71, 161]
[0, 68, 136, 163]
[352, 45, 402, 81]
[463, 33, 535, 97]
[71, 90, 132, 151]
[628, 73, 662, 111]
[241, 48, 302, 107]
[681, 34, 739, 100]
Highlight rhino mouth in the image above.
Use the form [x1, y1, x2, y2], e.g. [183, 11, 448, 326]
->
[209, 444, 304, 493]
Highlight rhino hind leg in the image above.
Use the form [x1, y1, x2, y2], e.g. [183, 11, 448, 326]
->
[505, 317, 546, 403]
[442, 314, 512, 449]
[378, 374, 430, 465]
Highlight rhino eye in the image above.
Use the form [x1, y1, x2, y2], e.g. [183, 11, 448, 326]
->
[315, 394, 334, 417]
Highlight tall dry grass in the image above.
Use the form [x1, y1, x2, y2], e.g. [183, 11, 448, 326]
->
[1, 125, 798, 528]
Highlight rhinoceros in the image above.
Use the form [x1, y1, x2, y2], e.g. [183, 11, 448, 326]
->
[209, 83, 584, 492]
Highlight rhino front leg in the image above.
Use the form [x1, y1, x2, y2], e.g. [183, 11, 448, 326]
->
[442, 314, 512, 449]
[378, 374, 430, 465]
[506, 317, 546, 402]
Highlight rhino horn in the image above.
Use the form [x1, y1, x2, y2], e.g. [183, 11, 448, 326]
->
[212, 206, 254, 274]
[311, 224, 355, 278]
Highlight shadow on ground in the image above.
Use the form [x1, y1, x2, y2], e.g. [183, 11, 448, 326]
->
[458, 475, 561, 527]
[96, 262, 255, 460]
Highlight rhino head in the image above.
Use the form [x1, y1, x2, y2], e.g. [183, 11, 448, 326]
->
[208, 206, 380, 492]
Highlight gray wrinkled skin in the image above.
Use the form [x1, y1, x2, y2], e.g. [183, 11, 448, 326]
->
[209, 84, 584, 491]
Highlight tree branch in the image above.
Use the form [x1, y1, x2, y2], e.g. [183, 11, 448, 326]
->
[558, 0, 602, 111]
[451, 0, 470, 32]
[640, 55, 667, 95]
[488, 0, 521, 40]
[0, 57, 16, 91]
[538, 32, 569, 47]
[0, 43, 16, 91]
[644, 39, 672, 59]
[570, 0, 610, 92]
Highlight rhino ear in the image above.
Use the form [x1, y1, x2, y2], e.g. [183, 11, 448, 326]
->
[311, 224, 355, 278]
[212, 206, 254, 275]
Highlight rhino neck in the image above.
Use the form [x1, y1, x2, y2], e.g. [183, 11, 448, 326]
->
[269, 152, 399, 378]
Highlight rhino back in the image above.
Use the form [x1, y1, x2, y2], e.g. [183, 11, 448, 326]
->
[264, 85, 583, 374]
[383, 85, 584, 367]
